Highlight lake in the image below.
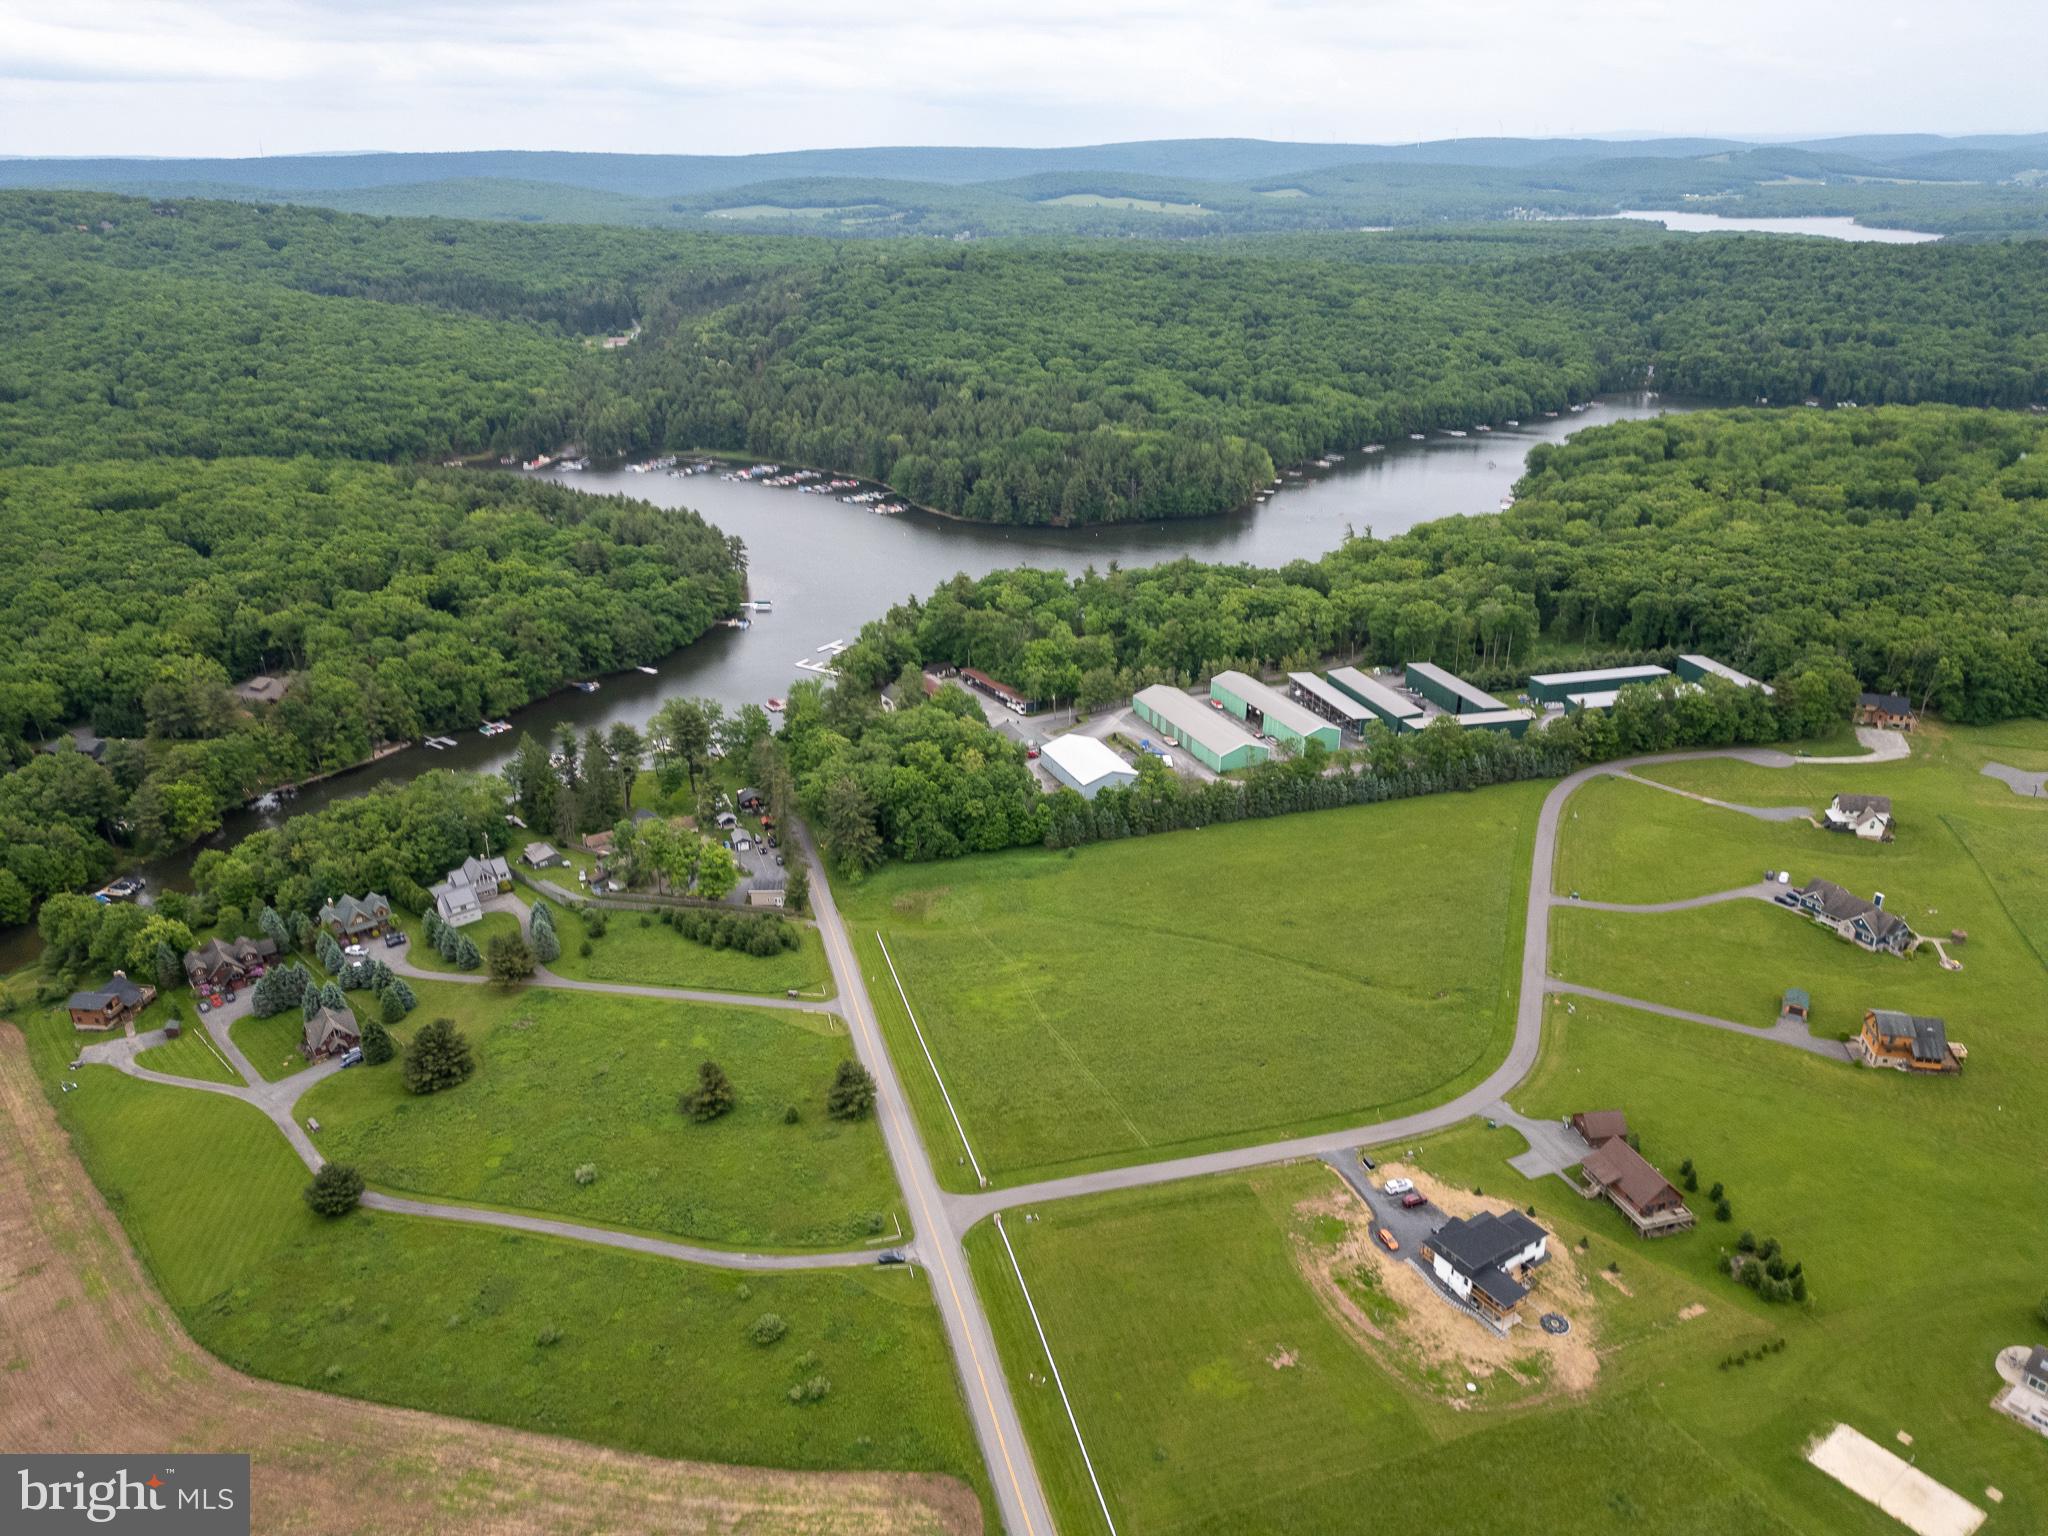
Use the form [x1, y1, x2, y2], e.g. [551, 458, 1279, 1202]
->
[54, 390, 1694, 948]
[1607, 210, 1941, 243]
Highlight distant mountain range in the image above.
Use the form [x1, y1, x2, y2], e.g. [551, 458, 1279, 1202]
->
[5, 134, 2045, 238]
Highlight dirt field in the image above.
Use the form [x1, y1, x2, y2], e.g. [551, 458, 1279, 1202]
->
[0, 1025, 979, 1536]
[1293, 1162, 1598, 1405]
[1805, 1423, 1985, 1536]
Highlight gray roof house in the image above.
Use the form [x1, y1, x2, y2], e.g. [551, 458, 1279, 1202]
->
[1422, 1210, 1550, 1325]
[318, 892, 392, 937]
[1824, 793, 1895, 842]
[2024, 1346, 2048, 1397]
[1794, 879, 1913, 954]
[432, 855, 511, 928]
[303, 1002, 361, 1059]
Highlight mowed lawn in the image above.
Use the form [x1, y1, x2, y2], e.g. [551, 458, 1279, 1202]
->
[842, 783, 1544, 1189]
[229, 1009, 321, 1082]
[966, 1159, 1821, 1536]
[544, 901, 834, 998]
[301, 983, 901, 1250]
[400, 907, 524, 973]
[15, 1007, 992, 1519]
[133, 1020, 243, 1085]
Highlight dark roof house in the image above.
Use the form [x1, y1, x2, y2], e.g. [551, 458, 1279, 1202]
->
[1858, 1009, 1961, 1074]
[1570, 1110, 1629, 1147]
[319, 892, 392, 937]
[67, 972, 156, 1031]
[184, 934, 278, 988]
[1794, 879, 1913, 954]
[302, 1002, 361, 1059]
[1580, 1138, 1694, 1236]
[1422, 1210, 1550, 1324]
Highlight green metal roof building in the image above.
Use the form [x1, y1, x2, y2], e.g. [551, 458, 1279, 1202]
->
[1676, 654, 1775, 696]
[1210, 671, 1343, 752]
[1404, 661, 1505, 716]
[1326, 666, 1425, 729]
[1131, 685, 1270, 773]
[1453, 708, 1535, 738]
[1525, 665, 1670, 704]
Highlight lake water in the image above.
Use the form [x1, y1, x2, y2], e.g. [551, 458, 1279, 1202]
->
[1607, 210, 1941, 243]
[35, 390, 1693, 958]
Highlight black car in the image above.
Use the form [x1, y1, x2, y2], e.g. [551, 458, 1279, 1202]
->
[384, 929, 407, 947]
[876, 1250, 908, 1266]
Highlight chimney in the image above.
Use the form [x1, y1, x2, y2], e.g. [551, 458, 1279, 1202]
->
[1873, 892, 1885, 910]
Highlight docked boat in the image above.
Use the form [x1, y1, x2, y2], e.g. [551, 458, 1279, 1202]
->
[1409, 433, 1426, 441]
[522, 455, 554, 471]
[1445, 429, 1468, 438]
[636, 665, 659, 675]
[480, 720, 512, 736]
[766, 697, 786, 712]
[423, 735, 459, 751]
[572, 680, 600, 693]
[749, 599, 773, 612]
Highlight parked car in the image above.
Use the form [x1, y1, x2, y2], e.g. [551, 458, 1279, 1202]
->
[1400, 1192, 1429, 1210]
[1375, 1227, 1400, 1252]
[1026, 745, 1040, 758]
[383, 930, 407, 948]
[196, 997, 211, 1014]
[221, 988, 235, 1004]
[338, 1046, 364, 1068]
[1384, 1177, 1415, 1195]
[876, 1250, 907, 1266]
[343, 943, 367, 959]
[1358, 1152, 1375, 1171]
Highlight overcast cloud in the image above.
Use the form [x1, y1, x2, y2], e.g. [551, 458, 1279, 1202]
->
[1, 1, 2040, 158]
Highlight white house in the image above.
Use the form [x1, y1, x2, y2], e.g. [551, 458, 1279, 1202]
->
[1421, 1210, 1550, 1326]
[1039, 734, 1139, 800]
[431, 854, 512, 928]
[1824, 793, 1894, 843]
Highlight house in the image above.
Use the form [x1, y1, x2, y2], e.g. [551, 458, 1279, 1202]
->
[1824, 793, 1895, 842]
[582, 829, 615, 857]
[431, 854, 512, 926]
[67, 972, 156, 1031]
[302, 1002, 361, 1060]
[1420, 1210, 1549, 1326]
[1781, 987, 1811, 1022]
[1856, 1009, 1962, 1074]
[232, 674, 289, 706]
[522, 841, 565, 869]
[1793, 879, 1914, 954]
[1570, 1110, 1629, 1147]
[318, 892, 393, 939]
[1579, 1137, 1695, 1237]
[183, 935, 278, 991]
[736, 787, 765, 811]
[1854, 692, 1917, 730]
[2024, 1347, 2048, 1397]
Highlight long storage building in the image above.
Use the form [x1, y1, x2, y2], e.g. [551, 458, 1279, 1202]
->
[1131, 686, 1270, 773]
[1525, 664, 1670, 705]
[1454, 708, 1535, 737]
[1404, 661, 1505, 716]
[1039, 734, 1139, 799]
[1326, 666, 1425, 730]
[1287, 672, 1373, 734]
[1676, 654, 1774, 695]
[1211, 671, 1343, 752]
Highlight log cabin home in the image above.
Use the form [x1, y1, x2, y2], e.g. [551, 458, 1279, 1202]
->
[1579, 1136, 1695, 1237]
[67, 972, 156, 1031]
[1856, 1009, 1962, 1074]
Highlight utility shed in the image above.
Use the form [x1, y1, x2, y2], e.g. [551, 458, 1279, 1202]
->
[1327, 666, 1424, 728]
[1040, 734, 1139, 799]
[1210, 671, 1342, 751]
[1676, 654, 1774, 695]
[1403, 661, 1505, 716]
[1132, 686, 1270, 773]
[1287, 672, 1372, 733]
[1526, 665, 1671, 704]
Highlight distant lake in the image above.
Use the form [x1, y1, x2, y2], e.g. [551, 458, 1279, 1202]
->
[1606, 209, 1941, 243]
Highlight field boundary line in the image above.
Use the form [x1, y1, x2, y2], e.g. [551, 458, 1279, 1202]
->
[994, 1212, 1120, 1536]
[876, 931, 988, 1187]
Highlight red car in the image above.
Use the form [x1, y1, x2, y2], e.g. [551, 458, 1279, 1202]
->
[1400, 1192, 1428, 1210]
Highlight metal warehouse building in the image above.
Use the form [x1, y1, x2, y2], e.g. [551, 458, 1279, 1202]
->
[1676, 654, 1774, 695]
[1454, 708, 1536, 737]
[1287, 672, 1372, 733]
[1526, 665, 1670, 704]
[1131, 685, 1271, 773]
[1039, 734, 1139, 799]
[1404, 661, 1506, 716]
[1327, 666, 1425, 729]
[1211, 671, 1343, 752]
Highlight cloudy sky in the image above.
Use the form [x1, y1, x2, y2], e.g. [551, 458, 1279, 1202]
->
[2, 1, 2039, 158]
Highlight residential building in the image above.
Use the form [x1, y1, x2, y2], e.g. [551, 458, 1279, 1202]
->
[1325, 666, 1424, 729]
[522, 841, 565, 868]
[1579, 1137, 1694, 1237]
[1854, 692, 1917, 730]
[1210, 671, 1343, 752]
[302, 1002, 361, 1060]
[1824, 793, 1895, 843]
[1526, 665, 1671, 705]
[183, 935, 278, 991]
[582, 829, 615, 857]
[431, 855, 511, 928]
[1403, 661, 1505, 716]
[1676, 654, 1774, 695]
[1793, 879, 1914, 955]
[318, 892, 392, 940]
[1856, 1009, 1962, 1074]
[232, 673, 290, 706]
[1421, 1210, 1550, 1326]
[1131, 685, 1270, 773]
[1286, 672, 1373, 734]
[67, 972, 156, 1032]
[2024, 1347, 2048, 1397]
[1570, 1110, 1629, 1147]
[1039, 734, 1139, 799]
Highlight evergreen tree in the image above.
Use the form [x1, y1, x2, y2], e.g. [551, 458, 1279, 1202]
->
[529, 907, 561, 964]
[259, 904, 290, 950]
[304, 1162, 364, 1218]
[378, 975, 417, 1022]
[403, 1017, 475, 1095]
[826, 1059, 876, 1120]
[153, 940, 183, 991]
[360, 1015, 395, 1065]
[487, 932, 535, 983]
[317, 928, 345, 974]
[451, 932, 482, 971]
[679, 1059, 735, 1122]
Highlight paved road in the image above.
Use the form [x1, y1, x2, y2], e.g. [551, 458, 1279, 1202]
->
[1566, 881, 1779, 915]
[794, 821, 1059, 1536]
[1545, 981, 1854, 1061]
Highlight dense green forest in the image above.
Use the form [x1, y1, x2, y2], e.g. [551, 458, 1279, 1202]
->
[0, 460, 743, 920]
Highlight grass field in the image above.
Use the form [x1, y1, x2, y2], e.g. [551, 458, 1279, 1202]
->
[841, 783, 1545, 1189]
[543, 901, 835, 997]
[133, 1019, 243, 1085]
[300, 983, 901, 1250]
[229, 1008, 320, 1082]
[14, 1003, 991, 1519]
[402, 908, 524, 972]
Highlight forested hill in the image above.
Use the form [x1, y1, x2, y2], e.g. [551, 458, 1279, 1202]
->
[828, 407, 2048, 728]
[0, 459, 744, 925]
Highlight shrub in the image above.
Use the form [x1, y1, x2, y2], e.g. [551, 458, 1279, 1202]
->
[2039, 1294, 2048, 1329]
[826, 1059, 876, 1120]
[787, 1375, 831, 1406]
[403, 1017, 475, 1095]
[783, 1104, 801, 1125]
[573, 1163, 597, 1186]
[584, 907, 608, 939]
[749, 1313, 788, 1346]
[579, 939, 593, 958]
[304, 1162, 364, 1217]
[1737, 1230, 1757, 1254]
[680, 1059, 735, 1122]
[1714, 1198, 1732, 1222]
[535, 1327, 563, 1347]
[1682, 1169, 1698, 1193]
[1708, 1182, 1725, 1203]
[487, 932, 536, 984]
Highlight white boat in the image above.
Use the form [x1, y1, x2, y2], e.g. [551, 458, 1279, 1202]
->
[572, 680, 600, 693]
[636, 665, 659, 675]
[424, 735, 459, 751]
[1446, 429, 1468, 438]
[1409, 433, 1426, 441]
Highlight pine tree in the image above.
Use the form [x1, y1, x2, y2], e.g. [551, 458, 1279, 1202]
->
[679, 1060, 735, 1122]
[378, 975, 416, 1023]
[451, 933, 482, 971]
[259, 904, 290, 950]
[317, 929, 345, 974]
[317, 980, 347, 1013]
[826, 1059, 876, 1120]
[153, 940, 183, 991]
[529, 907, 561, 964]
[403, 1017, 474, 1095]
[360, 1015, 395, 1065]
[304, 1162, 364, 1218]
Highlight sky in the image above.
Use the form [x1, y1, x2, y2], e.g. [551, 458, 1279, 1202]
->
[1, 1, 2041, 159]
